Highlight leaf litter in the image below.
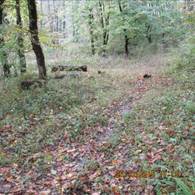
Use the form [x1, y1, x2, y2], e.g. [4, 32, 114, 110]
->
[0, 75, 194, 194]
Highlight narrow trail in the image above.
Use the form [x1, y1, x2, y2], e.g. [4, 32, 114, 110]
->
[0, 74, 174, 194]
[0, 55, 175, 194]
[26, 75, 173, 194]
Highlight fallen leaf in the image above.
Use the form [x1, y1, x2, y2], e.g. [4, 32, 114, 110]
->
[40, 190, 51, 195]
[112, 159, 122, 165]
[92, 192, 101, 195]
[89, 170, 101, 180]
[51, 169, 57, 175]
[0, 125, 12, 132]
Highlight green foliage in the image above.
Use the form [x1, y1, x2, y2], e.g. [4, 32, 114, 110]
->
[173, 42, 195, 72]
[122, 47, 194, 193]
[0, 69, 126, 166]
[76, 0, 187, 55]
[174, 178, 193, 195]
[0, 0, 194, 193]
[185, 101, 195, 114]
[0, 0, 190, 71]
[154, 177, 193, 195]
[84, 159, 100, 172]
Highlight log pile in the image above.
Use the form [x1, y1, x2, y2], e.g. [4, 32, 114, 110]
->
[51, 65, 87, 72]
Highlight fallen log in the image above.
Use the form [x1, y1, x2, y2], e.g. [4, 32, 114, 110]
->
[51, 65, 87, 72]
[53, 72, 80, 79]
[20, 80, 46, 90]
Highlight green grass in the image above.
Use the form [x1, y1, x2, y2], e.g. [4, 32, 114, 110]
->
[122, 58, 195, 194]
[1, 48, 194, 193]
[0, 67, 130, 167]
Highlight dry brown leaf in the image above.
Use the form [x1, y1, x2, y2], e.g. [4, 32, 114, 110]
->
[40, 190, 51, 195]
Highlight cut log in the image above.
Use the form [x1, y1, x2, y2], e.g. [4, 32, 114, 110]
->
[51, 65, 87, 72]
[20, 80, 46, 90]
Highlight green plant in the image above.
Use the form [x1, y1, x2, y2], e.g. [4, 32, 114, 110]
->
[174, 178, 192, 195]
[185, 101, 195, 114]
[84, 159, 100, 171]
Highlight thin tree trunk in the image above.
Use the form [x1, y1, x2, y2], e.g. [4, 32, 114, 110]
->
[0, 0, 10, 77]
[16, 0, 27, 74]
[99, 0, 110, 55]
[146, 24, 152, 44]
[62, 0, 66, 37]
[88, 8, 95, 55]
[118, 0, 129, 56]
[40, 0, 43, 28]
[71, 1, 79, 42]
[27, 0, 47, 79]
[124, 32, 129, 56]
[185, 0, 194, 12]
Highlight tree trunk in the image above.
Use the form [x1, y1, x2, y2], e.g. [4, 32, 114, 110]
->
[118, 0, 129, 56]
[40, 0, 43, 28]
[27, 0, 47, 79]
[146, 24, 152, 44]
[99, 0, 110, 55]
[124, 32, 129, 56]
[185, 0, 194, 12]
[16, 0, 27, 74]
[88, 8, 95, 55]
[0, 0, 10, 77]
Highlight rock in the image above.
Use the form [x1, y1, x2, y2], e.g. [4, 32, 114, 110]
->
[143, 74, 152, 79]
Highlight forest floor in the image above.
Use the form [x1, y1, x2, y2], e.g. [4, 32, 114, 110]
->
[0, 53, 194, 194]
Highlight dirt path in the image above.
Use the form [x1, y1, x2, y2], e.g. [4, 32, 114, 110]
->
[6, 75, 172, 195]
[0, 55, 176, 194]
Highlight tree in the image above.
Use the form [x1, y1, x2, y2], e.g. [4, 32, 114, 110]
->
[88, 7, 95, 55]
[118, 0, 129, 56]
[98, 0, 110, 55]
[27, 0, 47, 79]
[145, 23, 152, 44]
[184, 0, 194, 12]
[0, 0, 10, 77]
[16, 0, 27, 74]
[71, 0, 80, 42]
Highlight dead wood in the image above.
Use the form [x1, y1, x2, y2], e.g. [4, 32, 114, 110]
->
[51, 65, 87, 72]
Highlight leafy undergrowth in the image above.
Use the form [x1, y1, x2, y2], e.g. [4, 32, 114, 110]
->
[122, 77, 195, 194]
[0, 69, 130, 166]
[0, 54, 194, 194]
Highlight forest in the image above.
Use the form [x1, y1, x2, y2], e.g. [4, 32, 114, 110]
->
[0, 0, 195, 194]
